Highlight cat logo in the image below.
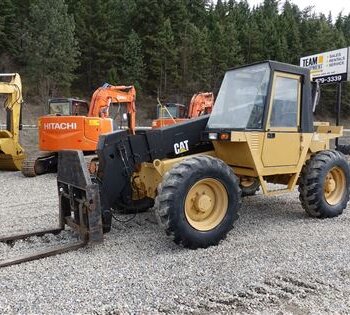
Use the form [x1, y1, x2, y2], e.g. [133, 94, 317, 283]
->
[174, 140, 189, 155]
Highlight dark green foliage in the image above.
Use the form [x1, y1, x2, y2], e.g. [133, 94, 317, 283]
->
[0, 0, 349, 115]
[0, 0, 14, 55]
[121, 30, 145, 90]
[152, 18, 179, 97]
[22, 0, 79, 99]
[72, 0, 132, 91]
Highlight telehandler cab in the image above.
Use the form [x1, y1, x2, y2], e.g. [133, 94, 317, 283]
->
[1, 61, 349, 267]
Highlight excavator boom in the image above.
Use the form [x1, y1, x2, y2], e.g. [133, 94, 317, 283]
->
[188, 92, 214, 118]
[88, 84, 136, 134]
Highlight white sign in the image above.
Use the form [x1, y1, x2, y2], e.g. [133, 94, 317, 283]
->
[300, 47, 350, 84]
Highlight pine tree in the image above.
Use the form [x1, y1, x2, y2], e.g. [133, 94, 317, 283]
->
[209, 21, 242, 87]
[132, 0, 164, 92]
[121, 30, 145, 90]
[23, 0, 79, 99]
[186, 0, 210, 26]
[152, 19, 179, 98]
[72, 0, 129, 91]
[162, 0, 188, 42]
[255, 0, 288, 61]
[241, 11, 264, 63]
[0, 0, 16, 71]
[189, 26, 211, 91]
[281, 1, 302, 64]
[0, 0, 14, 55]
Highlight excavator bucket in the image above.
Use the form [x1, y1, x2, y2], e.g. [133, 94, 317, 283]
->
[0, 73, 26, 171]
[0, 151, 103, 268]
[0, 153, 25, 171]
[0, 131, 25, 170]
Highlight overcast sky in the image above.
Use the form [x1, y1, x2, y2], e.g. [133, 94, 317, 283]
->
[246, 0, 350, 17]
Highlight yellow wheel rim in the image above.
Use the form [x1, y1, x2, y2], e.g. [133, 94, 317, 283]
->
[184, 178, 228, 231]
[324, 166, 346, 205]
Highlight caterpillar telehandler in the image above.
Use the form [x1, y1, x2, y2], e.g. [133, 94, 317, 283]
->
[21, 84, 136, 176]
[2, 61, 349, 267]
[0, 73, 25, 171]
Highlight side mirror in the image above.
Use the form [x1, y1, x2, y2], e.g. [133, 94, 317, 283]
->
[312, 81, 321, 112]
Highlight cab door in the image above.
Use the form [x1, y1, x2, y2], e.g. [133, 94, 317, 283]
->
[262, 72, 302, 167]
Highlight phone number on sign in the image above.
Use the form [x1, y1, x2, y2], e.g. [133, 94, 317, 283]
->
[315, 75, 343, 84]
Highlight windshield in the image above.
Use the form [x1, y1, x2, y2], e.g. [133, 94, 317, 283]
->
[208, 63, 271, 129]
[49, 101, 70, 115]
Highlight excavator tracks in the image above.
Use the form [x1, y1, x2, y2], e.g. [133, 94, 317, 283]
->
[22, 152, 58, 177]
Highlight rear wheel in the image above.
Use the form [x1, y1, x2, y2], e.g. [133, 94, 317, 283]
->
[240, 177, 260, 196]
[337, 144, 350, 155]
[298, 150, 350, 218]
[155, 155, 241, 249]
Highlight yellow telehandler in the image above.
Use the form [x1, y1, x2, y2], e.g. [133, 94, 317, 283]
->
[0, 73, 25, 170]
[1, 61, 349, 267]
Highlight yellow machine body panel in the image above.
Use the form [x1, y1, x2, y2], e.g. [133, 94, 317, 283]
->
[0, 73, 25, 171]
[133, 64, 345, 199]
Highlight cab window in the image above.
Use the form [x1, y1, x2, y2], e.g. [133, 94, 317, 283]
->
[270, 76, 300, 128]
[72, 102, 89, 116]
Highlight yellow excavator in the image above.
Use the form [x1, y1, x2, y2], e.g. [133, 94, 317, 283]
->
[0, 73, 25, 171]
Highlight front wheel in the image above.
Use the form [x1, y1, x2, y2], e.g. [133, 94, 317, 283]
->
[154, 155, 241, 249]
[299, 150, 350, 218]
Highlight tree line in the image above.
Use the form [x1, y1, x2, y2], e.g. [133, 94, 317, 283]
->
[0, 0, 350, 114]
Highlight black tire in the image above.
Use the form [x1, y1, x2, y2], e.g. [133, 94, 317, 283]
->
[240, 178, 260, 197]
[154, 155, 241, 249]
[298, 150, 350, 218]
[337, 144, 350, 155]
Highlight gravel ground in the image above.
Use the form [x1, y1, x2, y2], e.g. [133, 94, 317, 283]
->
[1, 171, 350, 314]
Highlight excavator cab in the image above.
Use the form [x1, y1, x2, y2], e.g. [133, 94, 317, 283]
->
[152, 93, 214, 128]
[107, 101, 131, 130]
[157, 103, 186, 119]
[48, 98, 89, 116]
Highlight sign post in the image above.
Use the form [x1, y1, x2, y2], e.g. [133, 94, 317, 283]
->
[300, 47, 350, 148]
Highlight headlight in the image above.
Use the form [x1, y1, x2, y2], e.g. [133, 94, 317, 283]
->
[208, 132, 218, 140]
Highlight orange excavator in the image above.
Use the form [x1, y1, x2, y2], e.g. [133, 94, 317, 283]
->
[22, 84, 136, 176]
[152, 92, 214, 128]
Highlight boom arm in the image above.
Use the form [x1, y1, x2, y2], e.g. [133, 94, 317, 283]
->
[88, 84, 136, 134]
[0, 73, 23, 143]
[58, 115, 212, 231]
[187, 92, 214, 118]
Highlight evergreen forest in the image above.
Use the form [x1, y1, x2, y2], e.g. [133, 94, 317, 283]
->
[1, 0, 350, 117]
